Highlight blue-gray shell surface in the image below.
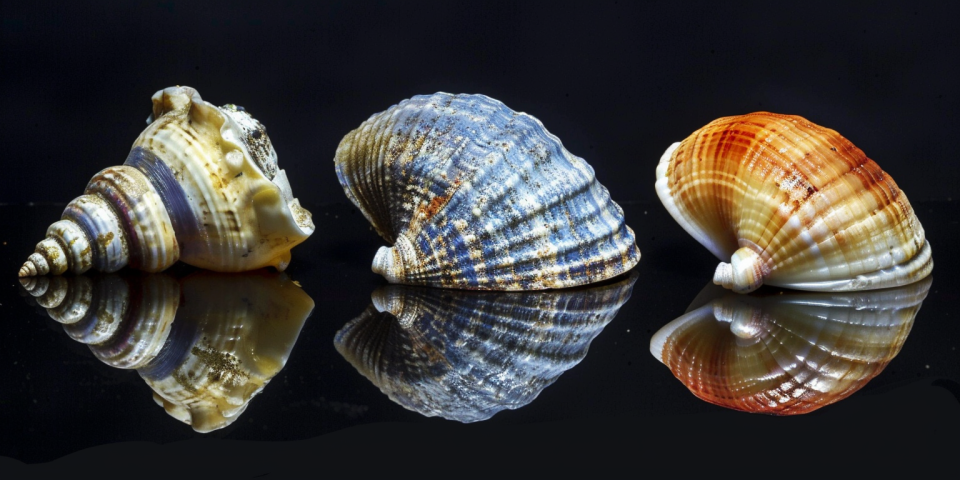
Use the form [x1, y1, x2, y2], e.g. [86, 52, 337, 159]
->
[335, 93, 641, 290]
[334, 271, 637, 422]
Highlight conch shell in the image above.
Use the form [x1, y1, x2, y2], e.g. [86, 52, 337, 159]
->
[19, 86, 314, 277]
[650, 278, 930, 415]
[20, 270, 314, 432]
[655, 112, 932, 293]
[335, 271, 637, 422]
[335, 93, 640, 290]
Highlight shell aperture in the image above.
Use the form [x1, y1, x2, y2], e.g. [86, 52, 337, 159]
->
[650, 278, 930, 415]
[335, 93, 641, 290]
[20, 270, 314, 433]
[655, 112, 932, 293]
[19, 86, 315, 277]
[335, 271, 637, 422]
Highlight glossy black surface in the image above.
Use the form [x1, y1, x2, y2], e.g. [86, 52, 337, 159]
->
[3, 1, 959, 475]
[1, 202, 957, 474]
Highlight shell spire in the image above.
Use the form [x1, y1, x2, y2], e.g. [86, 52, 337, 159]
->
[20, 86, 314, 277]
[656, 112, 932, 293]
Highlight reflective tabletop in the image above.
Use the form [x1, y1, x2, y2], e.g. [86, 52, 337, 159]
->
[2, 202, 958, 474]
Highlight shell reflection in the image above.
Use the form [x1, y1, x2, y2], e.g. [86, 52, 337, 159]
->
[21, 270, 314, 432]
[335, 271, 638, 422]
[650, 277, 931, 414]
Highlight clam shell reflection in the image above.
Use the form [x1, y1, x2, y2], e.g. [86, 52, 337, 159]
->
[21, 270, 314, 432]
[335, 272, 638, 422]
[650, 277, 931, 415]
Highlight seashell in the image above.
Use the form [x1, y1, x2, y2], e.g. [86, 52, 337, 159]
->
[655, 112, 932, 293]
[20, 270, 314, 432]
[334, 92, 640, 290]
[650, 277, 931, 415]
[335, 271, 637, 422]
[19, 86, 315, 278]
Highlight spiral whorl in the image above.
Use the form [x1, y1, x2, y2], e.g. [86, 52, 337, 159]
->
[19, 85, 315, 277]
[19, 166, 179, 277]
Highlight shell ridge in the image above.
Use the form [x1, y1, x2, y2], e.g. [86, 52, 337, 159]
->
[335, 131, 384, 239]
[141, 114, 226, 264]
[392, 94, 459, 241]
[658, 112, 931, 293]
[124, 146, 208, 257]
[767, 173, 922, 284]
[415, 98, 521, 239]
[401, 95, 516, 245]
[337, 92, 640, 290]
[407, 178, 593, 289]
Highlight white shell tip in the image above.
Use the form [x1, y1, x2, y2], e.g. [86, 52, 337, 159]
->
[372, 246, 402, 284]
[713, 263, 733, 289]
[20, 252, 49, 277]
[18, 262, 35, 277]
[714, 248, 765, 294]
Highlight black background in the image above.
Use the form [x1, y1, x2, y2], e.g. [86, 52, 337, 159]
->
[2, 1, 958, 206]
[1, 1, 958, 477]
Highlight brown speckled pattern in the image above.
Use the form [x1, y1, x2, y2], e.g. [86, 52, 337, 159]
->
[336, 93, 640, 290]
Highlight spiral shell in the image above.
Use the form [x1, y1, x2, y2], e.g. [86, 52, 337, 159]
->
[650, 278, 930, 414]
[335, 93, 640, 290]
[19, 86, 315, 277]
[20, 270, 314, 432]
[335, 271, 637, 422]
[655, 112, 932, 293]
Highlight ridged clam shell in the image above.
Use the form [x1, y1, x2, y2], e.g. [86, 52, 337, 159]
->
[334, 271, 637, 422]
[19, 86, 314, 277]
[655, 112, 932, 293]
[335, 93, 640, 290]
[20, 270, 314, 432]
[649, 278, 931, 414]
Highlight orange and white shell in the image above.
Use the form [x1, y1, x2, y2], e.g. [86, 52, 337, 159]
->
[655, 112, 932, 293]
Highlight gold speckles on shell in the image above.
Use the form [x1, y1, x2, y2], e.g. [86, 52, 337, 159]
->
[655, 112, 932, 293]
[335, 93, 640, 290]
